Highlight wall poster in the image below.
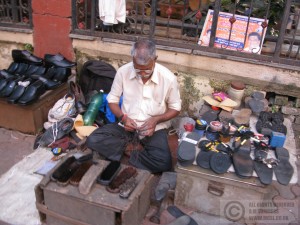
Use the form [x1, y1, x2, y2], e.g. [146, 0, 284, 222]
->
[198, 9, 267, 54]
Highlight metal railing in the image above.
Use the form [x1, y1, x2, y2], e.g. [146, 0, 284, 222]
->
[72, 0, 300, 69]
[0, 0, 32, 28]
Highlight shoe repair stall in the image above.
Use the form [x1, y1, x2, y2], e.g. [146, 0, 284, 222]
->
[35, 158, 155, 225]
[173, 115, 298, 223]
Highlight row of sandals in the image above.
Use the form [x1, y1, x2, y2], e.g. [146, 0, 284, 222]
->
[0, 49, 76, 105]
[177, 110, 293, 186]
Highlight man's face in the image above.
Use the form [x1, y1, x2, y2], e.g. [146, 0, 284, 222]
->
[248, 35, 260, 48]
[133, 57, 155, 79]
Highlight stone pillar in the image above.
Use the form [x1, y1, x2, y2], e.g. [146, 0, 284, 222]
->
[32, 0, 74, 61]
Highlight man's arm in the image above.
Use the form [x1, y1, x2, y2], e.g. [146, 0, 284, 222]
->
[108, 102, 137, 132]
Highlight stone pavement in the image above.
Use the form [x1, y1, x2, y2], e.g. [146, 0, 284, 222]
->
[0, 125, 299, 225]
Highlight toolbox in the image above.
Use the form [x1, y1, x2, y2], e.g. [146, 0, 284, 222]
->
[35, 159, 154, 225]
[0, 83, 68, 134]
[174, 164, 278, 223]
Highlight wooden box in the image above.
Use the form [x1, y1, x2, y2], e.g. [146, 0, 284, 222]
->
[0, 83, 68, 134]
[174, 164, 278, 223]
[35, 159, 154, 225]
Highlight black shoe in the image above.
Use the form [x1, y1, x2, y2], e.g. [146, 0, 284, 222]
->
[6, 62, 19, 73]
[7, 78, 33, 104]
[17, 80, 46, 105]
[13, 63, 29, 75]
[12, 49, 43, 65]
[24, 65, 46, 76]
[0, 76, 25, 97]
[0, 70, 17, 79]
[30, 74, 60, 90]
[44, 53, 76, 68]
[43, 66, 71, 83]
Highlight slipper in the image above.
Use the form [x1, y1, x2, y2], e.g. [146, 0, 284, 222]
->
[69, 161, 93, 186]
[196, 150, 215, 169]
[210, 152, 231, 174]
[167, 205, 198, 225]
[177, 132, 201, 167]
[201, 109, 219, 123]
[253, 148, 273, 185]
[234, 108, 252, 127]
[253, 161, 273, 185]
[232, 139, 253, 178]
[106, 166, 137, 193]
[196, 140, 219, 169]
[248, 98, 264, 114]
[274, 147, 294, 185]
[251, 91, 265, 100]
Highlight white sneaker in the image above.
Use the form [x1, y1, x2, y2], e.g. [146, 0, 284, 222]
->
[48, 93, 76, 123]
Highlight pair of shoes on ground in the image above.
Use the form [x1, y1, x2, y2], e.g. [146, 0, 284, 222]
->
[254, 145, 294, 185]
[255, 111, 287, 135]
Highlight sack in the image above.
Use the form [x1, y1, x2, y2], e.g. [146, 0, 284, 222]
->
[79, 60, 116, 96]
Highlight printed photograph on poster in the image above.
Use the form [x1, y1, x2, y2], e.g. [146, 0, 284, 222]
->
[198, 9, 267, 54]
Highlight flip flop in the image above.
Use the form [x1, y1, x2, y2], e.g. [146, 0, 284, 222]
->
[232, 139, 254, 178]
[177, 132, 201, 167]
[274, 147, 294, 185]
[253, 161, 273, 185]
[167, 205, 198, 225]
[210, 152, 231, 174]
[196, 150, 215, 169]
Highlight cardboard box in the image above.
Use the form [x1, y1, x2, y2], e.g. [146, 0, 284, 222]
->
[35, 159, 154, 225]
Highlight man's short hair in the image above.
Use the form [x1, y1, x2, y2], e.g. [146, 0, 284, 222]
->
[131, 39, 156, 65]
[248, 32, 261, 41]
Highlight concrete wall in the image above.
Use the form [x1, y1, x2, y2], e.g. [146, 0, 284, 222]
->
[72, 37, 300, 116]
[0, 30, 33, 70]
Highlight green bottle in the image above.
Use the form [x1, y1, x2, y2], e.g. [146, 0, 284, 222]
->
[83, 90, 103, 126]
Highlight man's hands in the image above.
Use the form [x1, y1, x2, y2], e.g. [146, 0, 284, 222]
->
[138, 117, 158, 137]
[123, 116, 158, 137]
[123, 116, 137, 132]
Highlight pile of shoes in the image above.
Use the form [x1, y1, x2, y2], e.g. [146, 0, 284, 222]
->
[256, 111, 287, 135]
[0, 49, 75, 105]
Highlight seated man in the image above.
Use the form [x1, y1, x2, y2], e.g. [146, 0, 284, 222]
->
[86, 39, 181, 173]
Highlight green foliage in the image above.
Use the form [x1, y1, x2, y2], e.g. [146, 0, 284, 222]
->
[24, 43, 34, 52]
